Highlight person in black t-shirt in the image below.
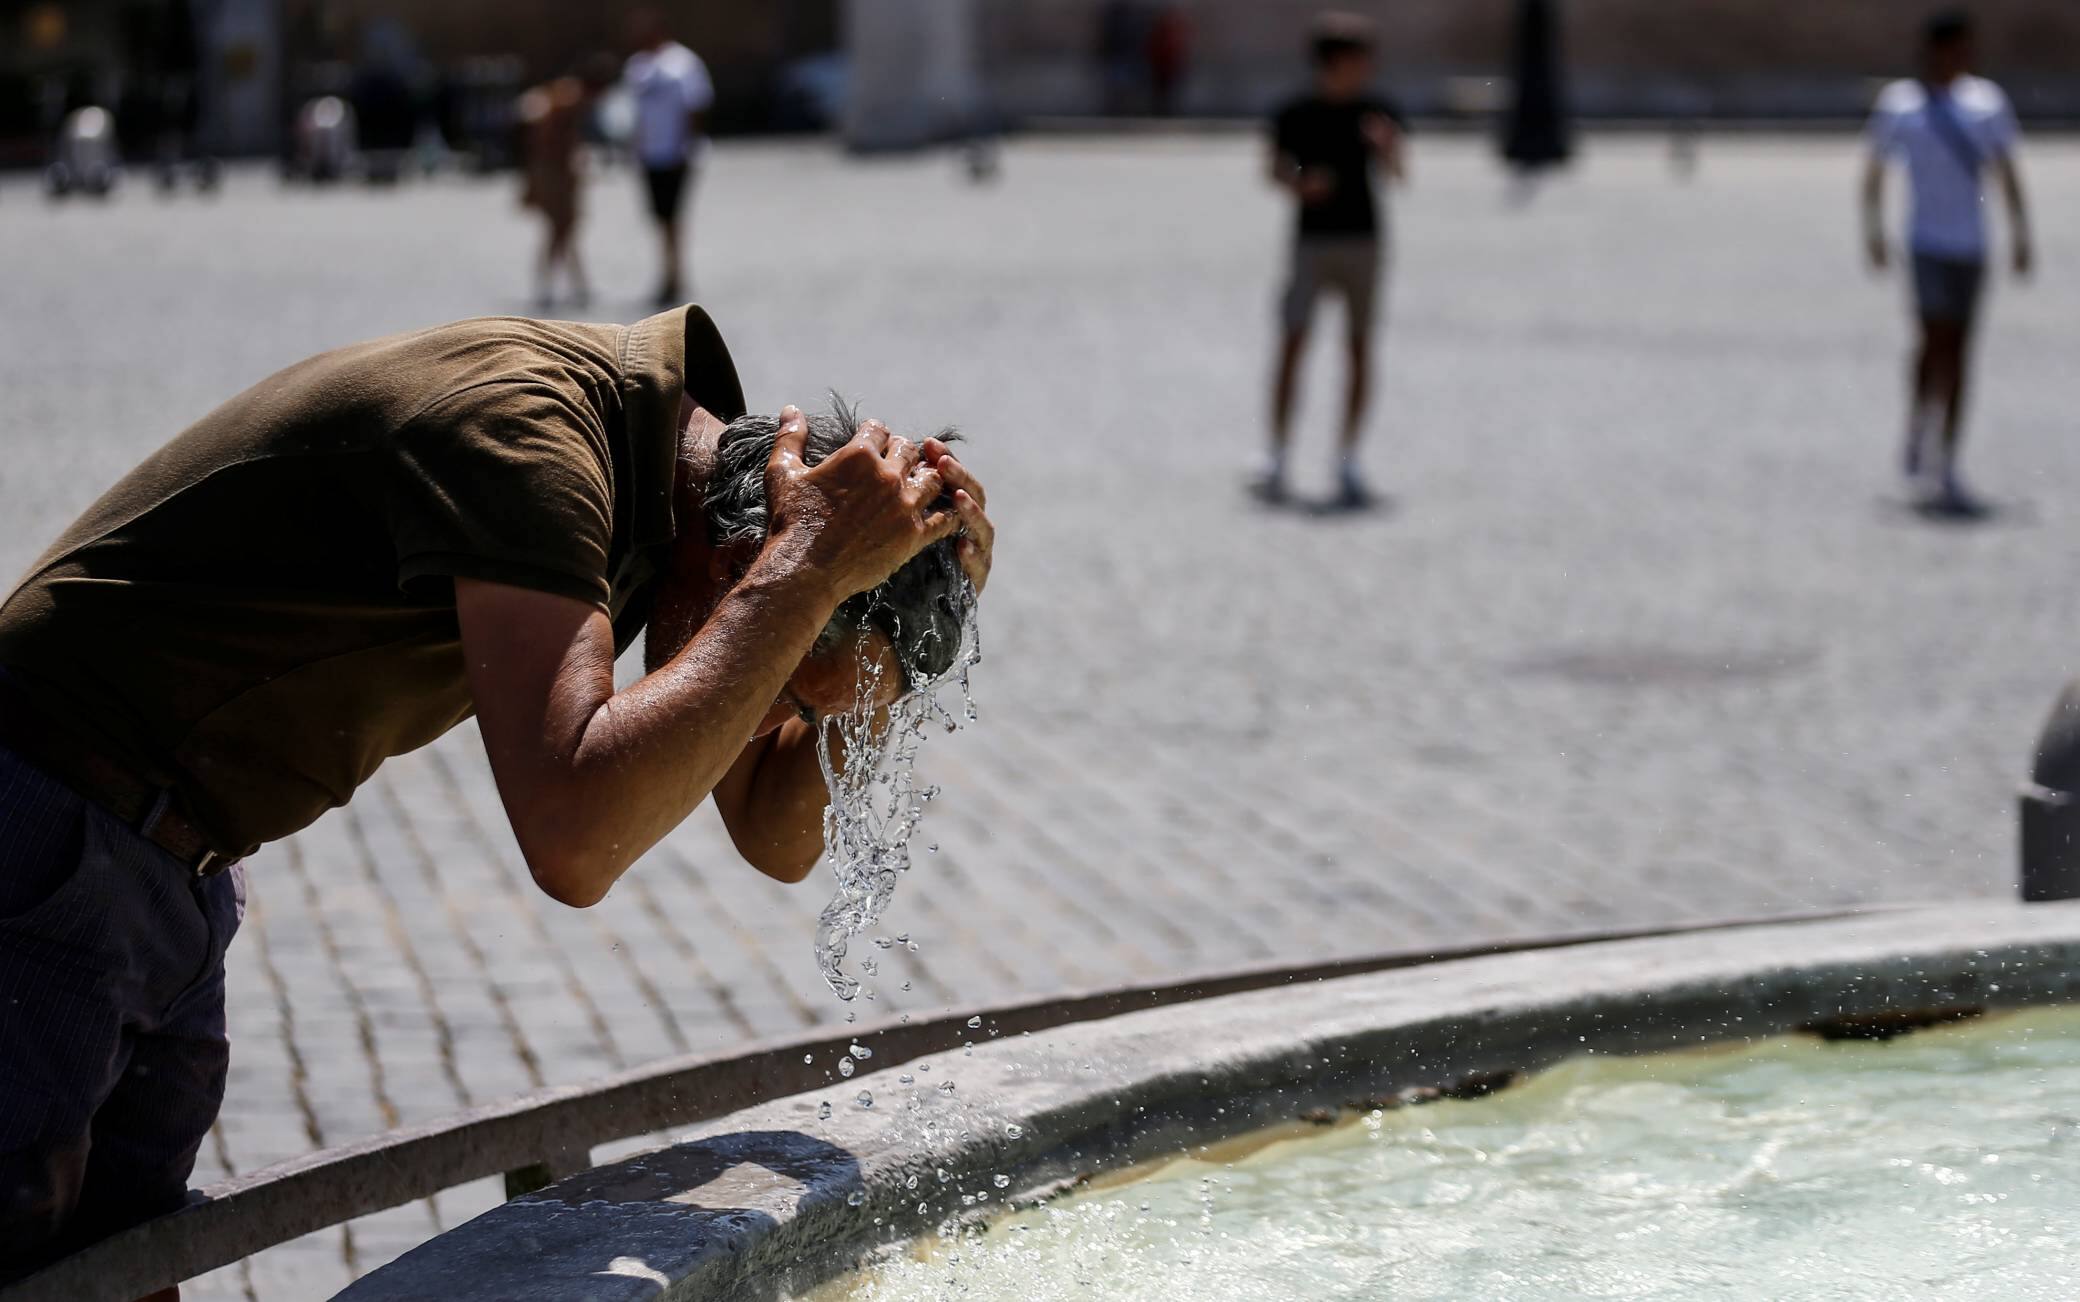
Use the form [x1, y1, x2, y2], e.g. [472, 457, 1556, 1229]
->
[1259, 13, 1405, 507]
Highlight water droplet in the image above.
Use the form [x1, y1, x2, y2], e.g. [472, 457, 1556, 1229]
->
[899, 1073, 915, 1085]
[993, 1173, 1010, 1188]
[901, 981, 912, 992]
[896, 933, 910, 944]
[847, 1190, 866, 1207]
[873, 937, 895, 949]
[817, 1101, 832, 1120]
[937, 1080, 956, 1094]
[905, 1174, 919, 1189]
[966, 1016, 983, 1029]
[803, 1053, 813, 1064]
[1005, 1123, 1024, 1139]
[838, 1058, 856, 1078]
[849, 1043, 873, 1060]
[856, 1091, 874, 1108]
[917, 1201, 929, 1215]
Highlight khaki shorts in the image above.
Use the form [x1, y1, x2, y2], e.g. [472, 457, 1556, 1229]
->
[1281, 236, 1383, 337]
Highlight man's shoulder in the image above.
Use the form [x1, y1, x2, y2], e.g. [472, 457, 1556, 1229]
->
[365, 317, 622, 427]
[1954, 75, 2013, 115]
[1272, 94, 1315, 123]
[1874, 78, 1926, 115]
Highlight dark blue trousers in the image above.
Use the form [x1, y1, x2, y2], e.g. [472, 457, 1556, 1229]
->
[0, 743, 244, 1277]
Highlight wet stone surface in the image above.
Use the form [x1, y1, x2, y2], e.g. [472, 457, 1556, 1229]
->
[3, 132, 2078, 1295]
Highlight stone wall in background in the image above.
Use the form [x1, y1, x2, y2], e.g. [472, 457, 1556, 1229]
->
[288, 0, 2080, 125]
[979, 0, 2080, 119]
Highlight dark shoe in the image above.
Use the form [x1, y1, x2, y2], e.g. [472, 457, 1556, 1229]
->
[1336, 465, 1373, 509]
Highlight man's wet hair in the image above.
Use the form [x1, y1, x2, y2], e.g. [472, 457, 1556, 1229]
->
[705, 398, 974, 686]
[1924, 9, 1972, 49]
[1311, 12, 1376, 66]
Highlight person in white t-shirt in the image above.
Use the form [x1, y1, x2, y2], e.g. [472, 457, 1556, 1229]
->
[625, 9, 715, 306]
[1861, 9, 2033, 510]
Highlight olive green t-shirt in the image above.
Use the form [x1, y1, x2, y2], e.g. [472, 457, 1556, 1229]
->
[0, 306, 745, 859]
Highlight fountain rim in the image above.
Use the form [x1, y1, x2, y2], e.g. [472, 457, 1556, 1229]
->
[337, 900, 2080, 1301]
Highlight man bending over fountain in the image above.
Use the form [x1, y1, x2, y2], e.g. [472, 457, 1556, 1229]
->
[0, 305, 992, 1288]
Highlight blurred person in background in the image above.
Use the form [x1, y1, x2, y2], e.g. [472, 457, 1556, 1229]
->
[1145, 6, 1191, 117]
[1258, 13, 1406, 509]
[518, 55, 618, 310]
[1862, 9, 2032, 513]
[1500, 0, 1571, 190]
[625, 8, 715, 306]
[1097, 0, 1144, 115]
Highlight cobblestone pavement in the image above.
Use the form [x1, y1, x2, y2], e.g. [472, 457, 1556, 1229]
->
[4, 133, 2077, 1296]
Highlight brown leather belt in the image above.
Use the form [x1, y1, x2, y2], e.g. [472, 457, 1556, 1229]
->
[0, 685, 230, 879]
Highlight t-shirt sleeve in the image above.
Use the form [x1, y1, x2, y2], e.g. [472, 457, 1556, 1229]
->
[385, 382, 615, 608]
[682, 53, 715, 114]
[1866, 84, 1907, 157]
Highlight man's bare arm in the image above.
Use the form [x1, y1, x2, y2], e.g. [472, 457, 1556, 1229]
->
[710, 720, 832, 884]
[1364, 113, 1405, 182]
[1997, 154, 2033, 277]
[1860, 151, 1889, 269]
[460, 408, 957, 907]
[459, 561, 832, 906]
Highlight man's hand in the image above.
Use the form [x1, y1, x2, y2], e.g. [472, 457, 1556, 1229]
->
[1363, 113, 1405, 181]
[763, 405, 959, 604]
[922, 437, 993, 593]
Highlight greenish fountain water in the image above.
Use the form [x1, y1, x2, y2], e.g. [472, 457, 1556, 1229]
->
[819, 1006, 2080, 1301]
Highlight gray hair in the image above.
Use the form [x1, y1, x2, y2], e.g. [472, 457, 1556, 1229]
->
[704, 397, 972, 685]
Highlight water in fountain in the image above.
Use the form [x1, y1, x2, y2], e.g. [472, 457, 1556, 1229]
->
[812, 569, 982, 1001]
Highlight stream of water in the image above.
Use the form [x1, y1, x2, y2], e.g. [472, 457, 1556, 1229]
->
[810, 572, 982, 1003]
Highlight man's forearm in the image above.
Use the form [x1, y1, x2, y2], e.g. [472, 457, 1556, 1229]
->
[718, 719, 834, 882]
[2000, 160, 2031, 245]
[540, 556, 833, 902]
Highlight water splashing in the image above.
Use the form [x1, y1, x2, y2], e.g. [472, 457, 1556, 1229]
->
[812, 573, 982, 1000]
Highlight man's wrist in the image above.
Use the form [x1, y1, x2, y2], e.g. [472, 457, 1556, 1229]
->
[738, 537, 843, 618]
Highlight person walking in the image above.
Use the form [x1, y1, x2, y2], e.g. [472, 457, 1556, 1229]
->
[517, 56, 616, 310]
[624, 9, 714, 306]
[1259, 13, 1405, 508]
[1862, 9, 2032, 511]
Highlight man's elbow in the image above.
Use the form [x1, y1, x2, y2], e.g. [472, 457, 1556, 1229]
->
[517, 832, 623, 908]
[751, 849, 818, 885]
